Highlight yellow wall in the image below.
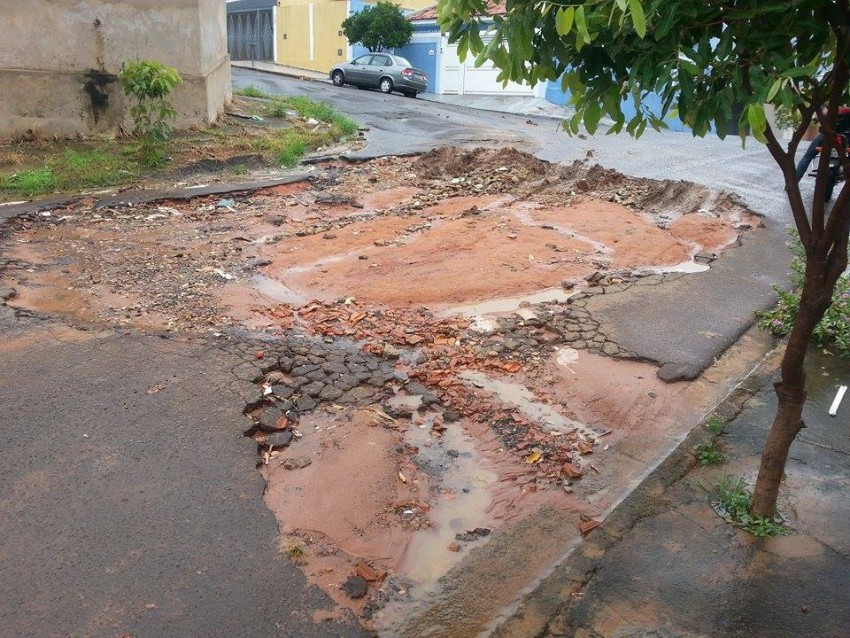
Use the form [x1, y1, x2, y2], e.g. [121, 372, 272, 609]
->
[275, 0, 435, 72]
[398, 0, 436, 9]
[276, 0, 348, 73]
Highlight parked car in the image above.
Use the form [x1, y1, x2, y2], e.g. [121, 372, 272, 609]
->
[330, 53, 427, 97]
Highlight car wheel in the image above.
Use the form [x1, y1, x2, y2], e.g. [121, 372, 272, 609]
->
[331, 70, 345, 87]
[379, 77, 394, 94]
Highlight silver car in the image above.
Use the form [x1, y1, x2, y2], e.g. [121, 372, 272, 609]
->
[330, 53, 428, 98]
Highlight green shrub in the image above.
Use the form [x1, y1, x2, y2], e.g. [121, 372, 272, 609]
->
[756, 228, 850, 355]
[119, 60, 182, 166]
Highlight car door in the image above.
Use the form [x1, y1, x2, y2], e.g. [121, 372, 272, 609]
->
[364, 54, 391, 87]
[346, 54, 373, 85]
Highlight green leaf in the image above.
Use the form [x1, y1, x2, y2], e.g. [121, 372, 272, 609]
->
[585, 101, 603, 134]
[629, 0, 646, 38]
[747, 103, 768, 143]
[555, 6, 575, 37]
[575, 5, 591, 44]
[766, 78, 783, 102]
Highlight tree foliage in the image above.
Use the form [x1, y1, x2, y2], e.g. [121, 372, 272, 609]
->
[438, 0, 850, 520]
[342, 1, 413, 52]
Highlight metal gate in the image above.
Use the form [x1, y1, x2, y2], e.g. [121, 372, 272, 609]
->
[227, 9, 274, 62]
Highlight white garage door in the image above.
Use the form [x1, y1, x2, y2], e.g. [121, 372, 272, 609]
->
[439, 38, 534, 96]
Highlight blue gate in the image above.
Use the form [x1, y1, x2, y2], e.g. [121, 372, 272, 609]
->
[394, 41, 438, 93]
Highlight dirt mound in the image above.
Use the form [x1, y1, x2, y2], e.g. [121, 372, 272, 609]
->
[412, 147, 549, 180]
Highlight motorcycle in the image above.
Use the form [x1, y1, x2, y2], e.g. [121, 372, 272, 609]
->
[809, 132, 848, 202]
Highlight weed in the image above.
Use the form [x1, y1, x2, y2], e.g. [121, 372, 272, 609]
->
[0, 168, 57, 197]
[693, 440, 728, 466]
[705, 415, 726, 435]
[284, 540, 305, 559]
[278, 138, 308, 167]
[265, 99, 292, 119]
[705, 476, 791, 537]
[756, 228, 850, 356]
[236, 86, 271, 99]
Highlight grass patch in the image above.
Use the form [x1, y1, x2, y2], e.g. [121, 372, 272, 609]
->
[235, 85, 272, 99]
[705, 476, 791, 537]
[693, 440, 728, 466]
[0, 168, 57, 197]
[0, 148, 135, 198]
[0, 96, 359, 197]
[265, 96, 359, 137]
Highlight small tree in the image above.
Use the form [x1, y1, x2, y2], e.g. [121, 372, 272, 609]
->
[342, 1, 413, 53]
[439, 0, 850, 520]
[119, 61, 182, 166]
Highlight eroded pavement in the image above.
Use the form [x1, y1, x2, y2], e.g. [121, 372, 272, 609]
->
[0, 147, 781, 636]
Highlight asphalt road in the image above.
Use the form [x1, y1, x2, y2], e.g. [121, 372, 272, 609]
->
[0, 308, 369, 638]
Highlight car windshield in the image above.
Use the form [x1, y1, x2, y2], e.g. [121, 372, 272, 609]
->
[393, 56, 412, 67]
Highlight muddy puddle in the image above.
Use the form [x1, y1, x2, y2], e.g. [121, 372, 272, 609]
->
[0, 146, 771, 635]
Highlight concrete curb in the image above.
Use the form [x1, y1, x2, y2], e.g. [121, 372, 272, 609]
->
[231, 61, 328, 83]
[487, 333, 785, 638]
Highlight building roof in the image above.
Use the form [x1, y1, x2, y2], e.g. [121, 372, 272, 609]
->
[408, 0, 505, 21]
[226, 0, 278, 13]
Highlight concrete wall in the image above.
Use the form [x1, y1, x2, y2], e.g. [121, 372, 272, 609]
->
[0, 0, 231, 138]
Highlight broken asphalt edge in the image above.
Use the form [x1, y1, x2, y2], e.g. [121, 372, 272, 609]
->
[0, 173, 312, 226]
[484, 328, 785, 638]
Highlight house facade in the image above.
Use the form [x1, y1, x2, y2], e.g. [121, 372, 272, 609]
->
[227, 0, 434, 74]
[380, 4, 544, 98]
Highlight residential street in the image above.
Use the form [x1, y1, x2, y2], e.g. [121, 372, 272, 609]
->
[1, 70, 842, 638]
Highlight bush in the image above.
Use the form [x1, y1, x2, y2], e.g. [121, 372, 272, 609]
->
[119, 61, 182, 166]
[756, 228, 850, 355]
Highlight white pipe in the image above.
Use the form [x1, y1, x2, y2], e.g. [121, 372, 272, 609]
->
[829, 385, 847, 417]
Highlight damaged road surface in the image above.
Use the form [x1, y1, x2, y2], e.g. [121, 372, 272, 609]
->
[1, 147, 778, 636]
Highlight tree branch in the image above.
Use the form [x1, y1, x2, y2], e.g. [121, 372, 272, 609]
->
[764, 124, 812, 244]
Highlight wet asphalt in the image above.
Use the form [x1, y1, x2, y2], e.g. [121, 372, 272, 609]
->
[539, 349, 850, 638]
[0, 309, 369, 638]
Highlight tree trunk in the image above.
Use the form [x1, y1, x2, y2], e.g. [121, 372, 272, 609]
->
[750, 261, 831, 518]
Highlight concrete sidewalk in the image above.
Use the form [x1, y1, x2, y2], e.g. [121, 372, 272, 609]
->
[230, 61, 572, 121]
[496, 347, 850, 638]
